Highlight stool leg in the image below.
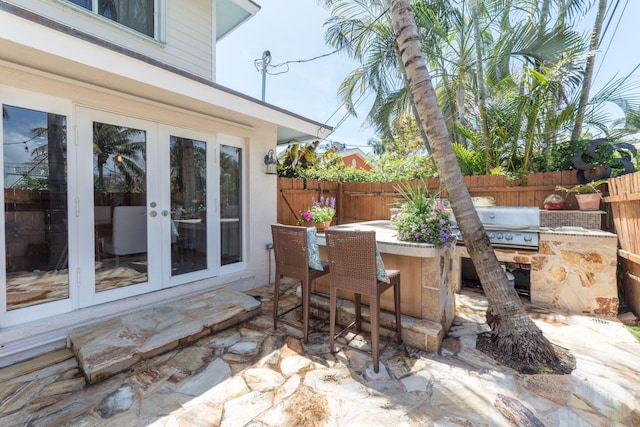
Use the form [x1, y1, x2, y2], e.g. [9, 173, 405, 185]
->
[302, 279, 310, 343]
[329, 287, 338, 353]
[371, 295, 380, 373]
[354, 293, 362, 331]
[394, 282, 402, 343]
[273, 274, 281, 331]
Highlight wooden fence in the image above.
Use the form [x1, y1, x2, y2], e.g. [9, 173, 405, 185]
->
[277, 171, 583, 225]
[277, 170, 640, 312]
[606, 171, 640, 314]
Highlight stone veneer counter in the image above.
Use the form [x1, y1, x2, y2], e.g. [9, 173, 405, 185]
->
[534, 227, 618, 317]
[452, 226, 619, 317]
[316, 221, 455, 352]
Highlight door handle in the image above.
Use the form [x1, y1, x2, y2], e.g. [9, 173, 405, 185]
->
[161, 210, 169, 217]
[149, 211, 158, 217]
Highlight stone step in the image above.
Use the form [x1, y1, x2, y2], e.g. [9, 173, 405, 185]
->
[69, 288, 261, 384]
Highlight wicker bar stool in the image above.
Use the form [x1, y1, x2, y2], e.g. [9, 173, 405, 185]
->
[271, 224, 330, 343]
[324, 229, 401, 373]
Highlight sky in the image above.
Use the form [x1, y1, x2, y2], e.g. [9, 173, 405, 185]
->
[216, 1, 640, 154]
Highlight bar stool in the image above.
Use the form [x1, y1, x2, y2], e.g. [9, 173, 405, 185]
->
[325, 229, 401, 373]
[271, 224, 330, 343]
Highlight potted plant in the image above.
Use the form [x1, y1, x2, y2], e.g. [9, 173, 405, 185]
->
[300, 196, 336, 231]
[555, 179, 608, 211]
[391, 182, 456, 249]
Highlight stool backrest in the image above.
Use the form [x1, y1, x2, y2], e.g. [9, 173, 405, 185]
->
[325, 229, 377, 294]
[271, 224, 309, 279]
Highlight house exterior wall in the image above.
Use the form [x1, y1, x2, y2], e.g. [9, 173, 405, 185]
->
[1, 0, 215, 81]
[342, 153, 371, 171]
[0, 1, 322, 366]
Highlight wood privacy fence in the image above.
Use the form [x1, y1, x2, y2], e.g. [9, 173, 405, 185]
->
[277, 170, 640, 314]
[277, 171, 583, 225]
[606, 171, 640, 314]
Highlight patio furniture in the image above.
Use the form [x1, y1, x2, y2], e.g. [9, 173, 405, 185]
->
[325, 229, 401, 373]
[271, 224, 329, 343]
[103, 206, 147, 264]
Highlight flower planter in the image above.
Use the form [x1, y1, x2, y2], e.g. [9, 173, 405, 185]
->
[305, 220, 332, 232]
[575, 193, 602, 211]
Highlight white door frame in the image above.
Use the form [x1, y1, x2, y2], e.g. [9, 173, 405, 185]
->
[0, 88, 74, 327]
[76, 107, 162, 307]
[159, 124, 220, 287]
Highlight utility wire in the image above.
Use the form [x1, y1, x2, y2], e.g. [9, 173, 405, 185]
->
[260, 6, 390, 141]
[598, 0, 621, 49]
[594, 0, 628, 82]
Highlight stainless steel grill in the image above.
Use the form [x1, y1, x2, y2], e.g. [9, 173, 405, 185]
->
[450, 206, 540, 250]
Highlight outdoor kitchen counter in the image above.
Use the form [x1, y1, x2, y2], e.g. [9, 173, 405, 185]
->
[315, 221, 455, 352]
[535, 226, 619, 316]
[452, 225, 619, 317]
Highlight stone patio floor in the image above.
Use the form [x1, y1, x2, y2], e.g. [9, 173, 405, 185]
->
[1, 280, 639, 426]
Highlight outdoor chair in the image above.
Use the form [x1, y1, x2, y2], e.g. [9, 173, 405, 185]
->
[324, 229, 401, 373]
[271, 223, 330, 343]
[103, 206, 147, 264]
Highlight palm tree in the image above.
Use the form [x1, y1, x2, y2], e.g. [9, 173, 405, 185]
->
[93, 123, 145, 193]
[325, 0, 626, 175]
[571, 0, 607, 141]
[388, 0, 559, 365]
[323, 0, 455, 150]
[46, 113, 67, 270]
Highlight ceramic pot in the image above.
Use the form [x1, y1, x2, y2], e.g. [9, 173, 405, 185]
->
[575, 193, 601, 210]
[305, 220, 332, 232]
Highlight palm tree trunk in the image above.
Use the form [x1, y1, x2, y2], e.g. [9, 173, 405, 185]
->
[388, 0, 559, 365]
[571, 0, 607, 141]
[469, 0, 492, 174]
[46, 114, 67, 270]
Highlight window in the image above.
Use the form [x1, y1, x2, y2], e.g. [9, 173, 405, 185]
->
[220, 145, 242, 265]
[68, 0, 156, 38]
[3, 105, 69, 310]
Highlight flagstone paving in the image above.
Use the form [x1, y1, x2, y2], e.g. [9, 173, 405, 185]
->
[1, 283, 639, 426]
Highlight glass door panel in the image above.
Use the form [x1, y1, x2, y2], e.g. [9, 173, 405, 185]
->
[220, 145, 242, 265]
[93, 122, 148, 292]
[3, 105, 69, 310]
[170, 136, 207, 276]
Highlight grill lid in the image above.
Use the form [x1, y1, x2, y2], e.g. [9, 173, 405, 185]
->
[450, 206, 540, 229]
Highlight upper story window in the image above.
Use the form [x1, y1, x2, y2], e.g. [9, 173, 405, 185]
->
[68, 0, 156, 38]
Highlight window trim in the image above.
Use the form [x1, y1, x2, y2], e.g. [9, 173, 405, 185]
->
[62, 0, 166, 42]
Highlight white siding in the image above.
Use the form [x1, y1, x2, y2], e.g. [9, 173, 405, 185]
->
[165, 0, 213, 80]
[3, 0, 214, 80]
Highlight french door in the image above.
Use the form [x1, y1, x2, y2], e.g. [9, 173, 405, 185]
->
[2, 97, 237, 325]
[76, 108, 162, 306]
[76, 110, 219, 307]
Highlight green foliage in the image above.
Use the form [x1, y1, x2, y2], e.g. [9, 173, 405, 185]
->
[301, 196, 336, 224]
[626, 325, 640, 343]
[368, 116, 428, 157]
[277, 141, 329, 178]
[452, 143, 484, 176]
[322, 0, 640, 176]
[294, 150, 437, 183]
[555, 179, 608, 195]
[542, 138, 638, 177]
[13, 175, 48, 190]
[367, 154, 437, 182]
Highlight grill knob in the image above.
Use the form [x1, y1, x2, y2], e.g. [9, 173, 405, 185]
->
[505, 234, 513, 241]
[524, 235, 533, 242]
[496, 233, 504, 239]
[488, 232, 495, 239]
